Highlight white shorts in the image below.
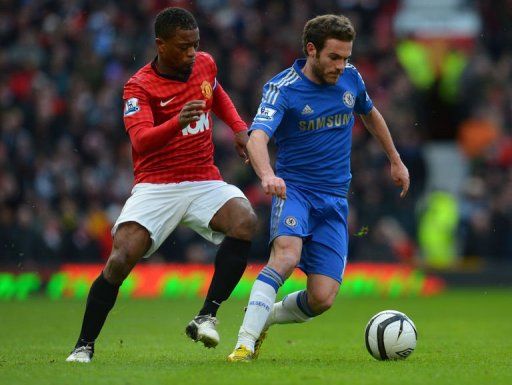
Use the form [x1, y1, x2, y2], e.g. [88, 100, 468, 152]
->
[112, 181, 247, 258]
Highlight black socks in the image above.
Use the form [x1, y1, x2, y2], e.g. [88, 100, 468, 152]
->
[74, 237, 250, 346]
[76, 272, 120, 347]
[198, 237, 251, 317]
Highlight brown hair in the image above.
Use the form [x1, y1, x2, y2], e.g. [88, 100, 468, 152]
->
[302, 15, 356, 55]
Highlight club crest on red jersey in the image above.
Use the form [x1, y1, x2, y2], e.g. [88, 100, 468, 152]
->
[201, 80, 213, 99]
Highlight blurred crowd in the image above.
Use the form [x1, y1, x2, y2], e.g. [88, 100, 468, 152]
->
[1, 0, 511, 269]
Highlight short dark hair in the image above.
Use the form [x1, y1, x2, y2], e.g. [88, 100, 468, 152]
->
[154, 7, 198, 39]
[302, 15, 356, 55]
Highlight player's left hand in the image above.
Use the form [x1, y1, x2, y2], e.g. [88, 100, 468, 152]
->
[234, 130, 250, 164]
[390, 159, 410, 198]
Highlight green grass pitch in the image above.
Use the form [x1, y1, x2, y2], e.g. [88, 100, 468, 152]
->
[0, 289, 511, 385]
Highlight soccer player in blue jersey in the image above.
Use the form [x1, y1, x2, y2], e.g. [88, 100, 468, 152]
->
[227, 14, 410, 361]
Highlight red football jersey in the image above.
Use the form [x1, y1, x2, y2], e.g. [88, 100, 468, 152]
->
[122, 51, 246, 184]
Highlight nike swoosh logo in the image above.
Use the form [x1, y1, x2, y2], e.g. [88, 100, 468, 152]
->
[160, 97, 176, 107]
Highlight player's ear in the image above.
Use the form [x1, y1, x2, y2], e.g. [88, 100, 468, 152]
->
[155, 37, 166, 53]
[305, 42, 317, 58]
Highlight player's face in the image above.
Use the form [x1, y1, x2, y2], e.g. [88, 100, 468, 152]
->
[156, 28, 200, 76]
[309, 39, 352, 85]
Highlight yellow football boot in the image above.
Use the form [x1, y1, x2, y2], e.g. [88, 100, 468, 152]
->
[227, 345, 254, 362]
[252, 328, 268, 359]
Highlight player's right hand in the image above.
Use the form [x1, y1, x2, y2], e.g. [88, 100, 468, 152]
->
[390, 159, 410, 198]
[261, 175, 287, 199]
[179, 100, 205, 128]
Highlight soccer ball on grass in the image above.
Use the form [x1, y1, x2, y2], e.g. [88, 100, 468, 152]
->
[364, 310, 417, 360]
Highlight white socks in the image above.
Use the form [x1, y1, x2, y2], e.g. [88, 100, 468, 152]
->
[236, 267, 316, 352]
[266, 290, 314, 326]
[236, 266, 283, 352]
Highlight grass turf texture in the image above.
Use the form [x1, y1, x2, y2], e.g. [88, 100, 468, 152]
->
[0, 289, 510, 385]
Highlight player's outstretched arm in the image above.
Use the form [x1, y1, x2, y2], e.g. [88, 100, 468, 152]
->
[360, 107, 410, 198]
[246, 130, 286, 199]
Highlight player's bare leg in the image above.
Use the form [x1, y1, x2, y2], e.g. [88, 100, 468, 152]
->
[66, 222, 150, 363]
[304, 274, 339, 314]
[186, 197, 257, 348]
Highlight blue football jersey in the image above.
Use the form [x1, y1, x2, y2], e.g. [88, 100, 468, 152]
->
[249, 59, 373, 196]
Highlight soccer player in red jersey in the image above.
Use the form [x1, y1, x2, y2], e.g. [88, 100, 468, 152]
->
[66, 7, 257, 363]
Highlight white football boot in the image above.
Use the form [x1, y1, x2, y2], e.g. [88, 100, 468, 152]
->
[66, 345, 94, 363]
[185, 315, 220, 348]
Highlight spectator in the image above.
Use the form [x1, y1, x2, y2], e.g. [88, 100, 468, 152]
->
[0, 0, 510, 266]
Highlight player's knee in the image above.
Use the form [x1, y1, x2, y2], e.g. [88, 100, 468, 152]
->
[241, 209, 258, 234]
[272, 237, 302, 267]
[308, 290, 337, 314]
[103, 252, 133, 285]
[269, 239, 301, 277]
[268, 254, 299, 278]
[104, 222, 149, 284]
[273, 236, 302, 257]
[228, 209, 258, 240]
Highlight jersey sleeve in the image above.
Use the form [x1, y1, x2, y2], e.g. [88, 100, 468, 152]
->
[212, 82, 247, 133]
[123, 80, 181, 154]
[202, 51, 219, 91]
[201, 51, 218, 76]
[201, 52, 247, 133]
[249, 82, 287, 138]
[123, 79, 152, 127]
[353, 69, 374, 115]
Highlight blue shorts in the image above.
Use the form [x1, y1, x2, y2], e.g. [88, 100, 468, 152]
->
[269, 184, 349, 283]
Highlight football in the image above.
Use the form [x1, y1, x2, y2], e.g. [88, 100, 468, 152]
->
[365, 310, 417, 360]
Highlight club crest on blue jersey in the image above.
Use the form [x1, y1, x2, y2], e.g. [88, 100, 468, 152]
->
[284, 216, 297, 228]
[342, 91, 355, 108]
[255, 105, 277, 121]
[124, 98, 140, 116]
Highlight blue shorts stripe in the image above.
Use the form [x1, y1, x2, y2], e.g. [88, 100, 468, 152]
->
[270, 198, 285, 240]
